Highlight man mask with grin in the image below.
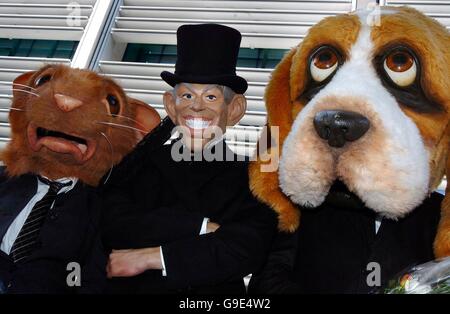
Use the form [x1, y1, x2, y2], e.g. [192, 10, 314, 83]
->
[163, 83, 247, 153]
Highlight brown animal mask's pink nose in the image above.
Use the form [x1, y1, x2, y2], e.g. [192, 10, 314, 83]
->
[54, 94, 83, 112]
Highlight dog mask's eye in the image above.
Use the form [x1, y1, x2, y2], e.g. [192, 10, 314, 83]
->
[310, 47, 340, 82]
[383, 49, 417, 87]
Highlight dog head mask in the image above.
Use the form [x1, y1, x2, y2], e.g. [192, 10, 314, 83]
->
[249, 6, 450, 257]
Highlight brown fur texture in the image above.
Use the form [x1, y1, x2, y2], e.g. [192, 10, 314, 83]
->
[372, 7, 450, 194]
[250, 5, 450, 261]
[0, 64, 160, 186]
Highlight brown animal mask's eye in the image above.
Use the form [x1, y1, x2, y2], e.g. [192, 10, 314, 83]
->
[35, 74, 52, 87]
[383, 48, 417, 87]
[310, 46, 341, 82]
[106, 94, 120, 115]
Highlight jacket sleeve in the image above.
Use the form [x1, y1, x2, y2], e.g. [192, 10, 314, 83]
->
[77, 230, 107, 293]
[76, 196, 107, 294]
[248, 230, 301, 294]
[100, 160, 205, 250]
[161, 199, 278, 289]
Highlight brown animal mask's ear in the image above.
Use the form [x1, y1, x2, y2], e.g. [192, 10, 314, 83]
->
[434, 154, 450, 258]
[249, 47, 300, 232]
[127, 97, 161, 141]
[12, 71, 36, 98]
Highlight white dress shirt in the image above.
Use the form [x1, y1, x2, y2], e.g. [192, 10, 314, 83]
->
[375, 216, 383, 234]
[0, 177, 78, 255]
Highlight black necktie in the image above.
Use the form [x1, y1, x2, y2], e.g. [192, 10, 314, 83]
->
[10, 177, 72, 263]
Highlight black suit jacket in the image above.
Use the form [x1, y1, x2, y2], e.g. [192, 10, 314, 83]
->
[249, 182, 442, 294]
[0, 168, 106, 293]
[101, 127, 277, 294]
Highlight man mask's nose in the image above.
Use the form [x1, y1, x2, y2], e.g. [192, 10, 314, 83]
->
[190, 98, 206, 111]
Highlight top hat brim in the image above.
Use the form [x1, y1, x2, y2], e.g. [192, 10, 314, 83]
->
[161, 71, 248, 94]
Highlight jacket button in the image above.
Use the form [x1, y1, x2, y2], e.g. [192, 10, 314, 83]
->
[50, 213, 58, 220]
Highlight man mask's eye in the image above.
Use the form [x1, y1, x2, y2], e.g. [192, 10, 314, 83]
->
[182, 93, 193, 100]
[383, 49, 417, 87]
[310, 46, 340, 82]
[205, 95, 217, 101]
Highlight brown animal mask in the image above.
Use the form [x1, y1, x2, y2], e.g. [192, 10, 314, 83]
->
[249, 7, 450, 257]
[1, 64, 160, 186]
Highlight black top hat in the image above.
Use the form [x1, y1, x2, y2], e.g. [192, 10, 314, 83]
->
[160, 24, 248, 94]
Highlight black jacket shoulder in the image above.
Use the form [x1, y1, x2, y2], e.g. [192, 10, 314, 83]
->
[0, 166, 7, 183]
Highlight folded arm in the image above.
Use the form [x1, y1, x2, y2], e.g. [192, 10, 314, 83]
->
[107, 201, 277, 289]
[100, 164, 207, 249]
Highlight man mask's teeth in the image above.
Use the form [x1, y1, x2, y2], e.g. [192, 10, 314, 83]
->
[186, 119, 211, 130]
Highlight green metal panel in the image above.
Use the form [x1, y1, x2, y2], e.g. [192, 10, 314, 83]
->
[0, 39, 78, 59]
[122, 43, 287, 69]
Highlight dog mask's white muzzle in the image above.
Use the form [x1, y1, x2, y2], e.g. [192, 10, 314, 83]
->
[278, 25, 430, 219]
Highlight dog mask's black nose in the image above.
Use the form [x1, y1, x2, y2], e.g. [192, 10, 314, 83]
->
[313, 110, 370, 148]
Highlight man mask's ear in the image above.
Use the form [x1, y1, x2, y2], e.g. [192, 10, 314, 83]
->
[127, 97, 161, 141]
[227, 94, 247, 126]
[163, 91, 178, 124]
[12, 71, 36, 98]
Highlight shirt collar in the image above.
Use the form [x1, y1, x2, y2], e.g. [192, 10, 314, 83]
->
[37, 176, 78, 194]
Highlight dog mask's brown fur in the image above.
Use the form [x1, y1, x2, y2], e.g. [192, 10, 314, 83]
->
[249, 7, 450, 258]
[1, 64, 160, 186]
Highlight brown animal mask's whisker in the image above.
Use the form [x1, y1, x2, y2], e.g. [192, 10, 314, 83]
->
[0, 82, 37, 91]
[1, 88, 40, 97]
[10, 83, 37, 91]
[8, 107, 27, 112]
[108, 114, 147, 130]
[95, 121, 146, 134]
[99, 131, 114, 185]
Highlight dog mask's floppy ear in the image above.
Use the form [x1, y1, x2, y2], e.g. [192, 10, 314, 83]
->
[430, 22, 450, 258]
[249, 47, 301, 232]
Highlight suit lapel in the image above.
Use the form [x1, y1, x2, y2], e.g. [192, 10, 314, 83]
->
[0, 174, 37, 240]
